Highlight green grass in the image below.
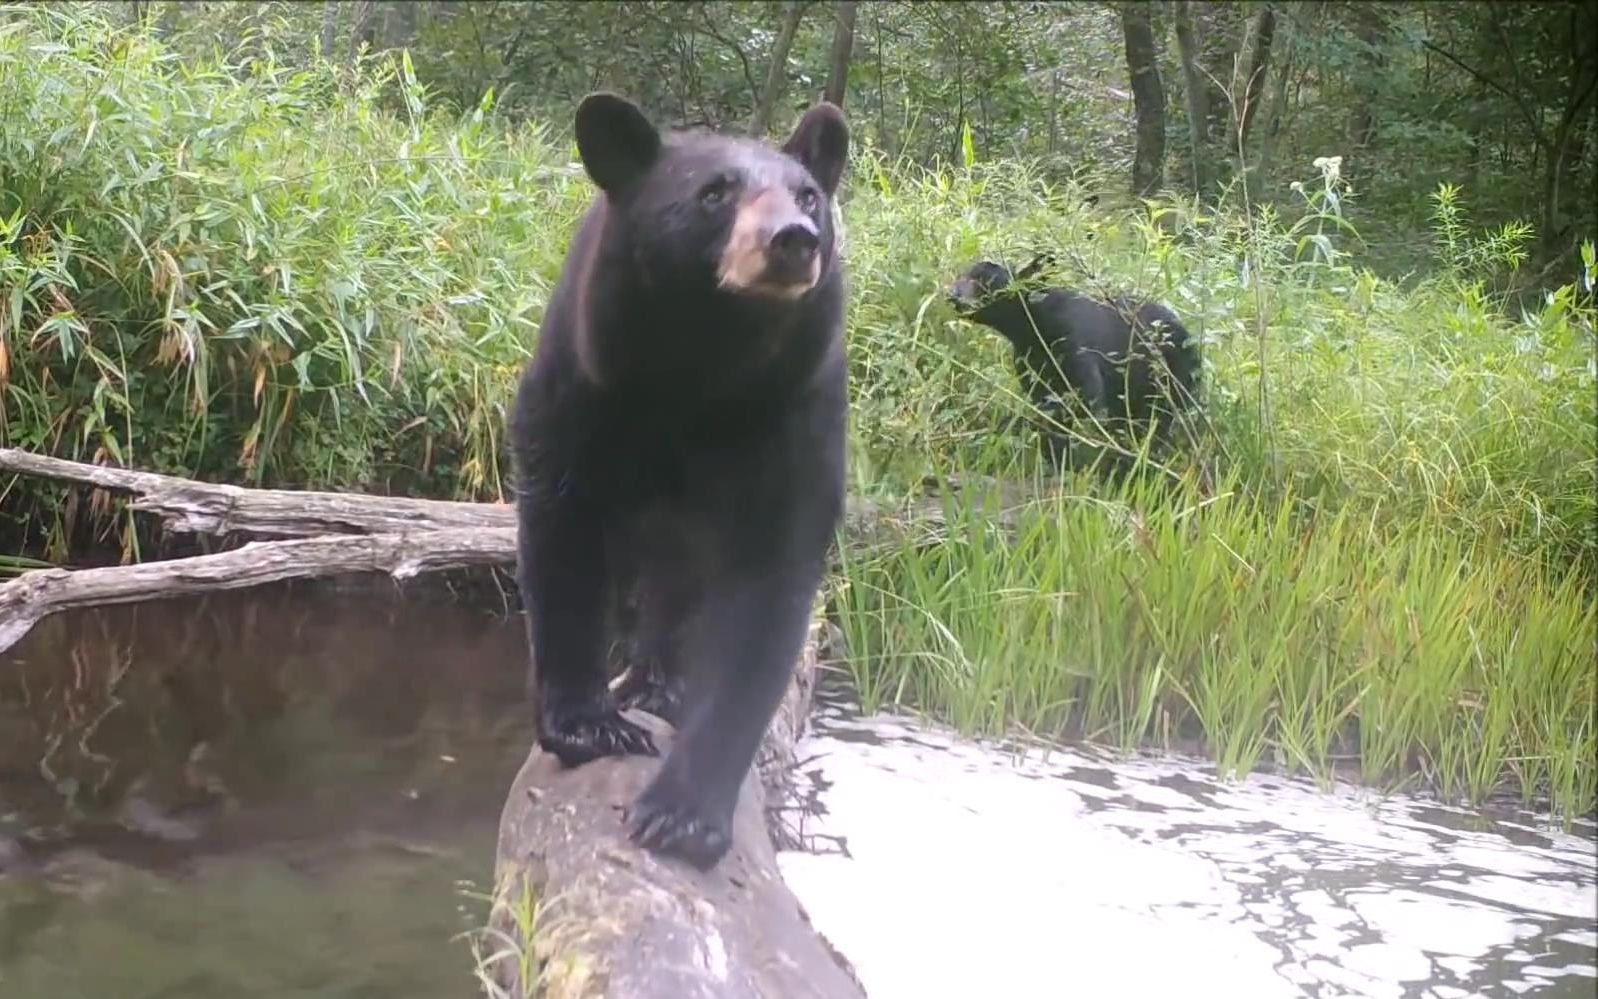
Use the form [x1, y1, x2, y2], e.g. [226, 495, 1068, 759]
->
[461, 874, 545, 999]
[0, 6, 583, 511]
[1, 7, 1594, 820]
[833, 470, 1596, 822]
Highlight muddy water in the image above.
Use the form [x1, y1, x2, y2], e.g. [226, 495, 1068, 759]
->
[0, 580, 535, 999]
[1, 585, 1593, 999]
[778, 693, 1598, 999]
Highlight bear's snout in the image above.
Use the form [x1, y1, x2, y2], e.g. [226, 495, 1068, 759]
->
[716, 188, 825, 300]
[767, 222, 820, 279]
[947, 277, 991, 313]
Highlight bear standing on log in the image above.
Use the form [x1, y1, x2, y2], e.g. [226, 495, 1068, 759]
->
[507, 93, 850, 870]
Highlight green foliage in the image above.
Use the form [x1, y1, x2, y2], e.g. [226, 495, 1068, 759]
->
[0, 5, 591, 522]
[838, 143, 1596, 580]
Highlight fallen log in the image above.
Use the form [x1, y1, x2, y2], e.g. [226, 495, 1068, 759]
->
[0, 445, 1027, 543]
[0, 447, 1045, 656]
[479, 626, 866, 999]
[0, 447, 507, 538]
[0, 528, 516, 655]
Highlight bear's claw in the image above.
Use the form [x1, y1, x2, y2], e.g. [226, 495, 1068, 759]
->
[539, 698, 659, 766]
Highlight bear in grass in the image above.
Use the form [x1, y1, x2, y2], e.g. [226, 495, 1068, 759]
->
[507, 92, 850, 870]
[947, 253, 1200, 477]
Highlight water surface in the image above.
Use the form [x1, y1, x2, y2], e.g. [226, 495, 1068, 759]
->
[1, 583, 1591, 999]
[0, 580, 532, 999]
[779, 694, 1598, 999]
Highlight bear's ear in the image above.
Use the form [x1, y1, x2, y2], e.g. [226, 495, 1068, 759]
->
[574, 92, 662, 194]
[782, 102, 849, 196]
[1015, 252, 1058, 284]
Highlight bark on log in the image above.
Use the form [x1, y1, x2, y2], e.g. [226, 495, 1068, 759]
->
[0, 447, 506, 538]
[482, 625, 866, 999]
[0, 528, 514, 654]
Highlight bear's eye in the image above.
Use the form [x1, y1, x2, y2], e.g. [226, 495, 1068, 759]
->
[796, 187, 820, 214]
[699, 175, 734, 208]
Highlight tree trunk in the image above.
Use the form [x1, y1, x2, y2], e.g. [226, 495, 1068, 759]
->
[1236, 4, 1277, 153]
[872, 3, 890, 153]
[824, 0, 859, 108]
[1539, 78, 1597, 267]
[1344, 1, 1388, 186]
[319, 1, 339, 62]
[1121, 0, 1168, 198]
[384, 0, 418, 50]
[347, 0, 377, 65]
[950, 25, 967, 164]
[1172, 0, 1213, 196]
[1196, 0, 1243, 193]
[1047, 68, 1061, 157]
[1251, 5, 1298, 191]
[1587, 81, 1598, 250]
[1149, 0, 1170, 62]
[1199, 2, 1243, 108]
[1465, 80, 1487, 190]
[1537, 0, 1598, 267]
[749, 1, 808, 136]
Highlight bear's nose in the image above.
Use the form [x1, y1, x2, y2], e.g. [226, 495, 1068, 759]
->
[768, 222, 819, 272]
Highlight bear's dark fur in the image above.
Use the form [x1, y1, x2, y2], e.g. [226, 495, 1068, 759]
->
[507, 92, 850, 870]
[947, 254, 1200, 475]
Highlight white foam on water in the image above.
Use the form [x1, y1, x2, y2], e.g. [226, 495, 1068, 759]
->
[777, 708, 1598, 999]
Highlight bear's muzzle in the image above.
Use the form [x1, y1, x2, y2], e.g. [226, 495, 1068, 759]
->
[717, 189, 824, 300]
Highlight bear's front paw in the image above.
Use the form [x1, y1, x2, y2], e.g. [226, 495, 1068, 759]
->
[626, 778, 733, 871]
[538, 695, 658, 766]
[615, 673, 686, 727]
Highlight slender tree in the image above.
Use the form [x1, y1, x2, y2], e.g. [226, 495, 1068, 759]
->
[1121, 0, 1167, 198]
[750, 1, 808, 136]
[825, 1, 858, 108]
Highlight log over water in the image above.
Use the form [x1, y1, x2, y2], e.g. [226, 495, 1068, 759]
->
[0, 445, 1033, 656]
[0, 446, 912, 998]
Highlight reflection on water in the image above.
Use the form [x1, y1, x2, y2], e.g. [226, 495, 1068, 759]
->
[0, 579, 535, 999]
[779, 696, 1598, 999]
[0, 831, 497, 998]
[2, 583, 1593, 999]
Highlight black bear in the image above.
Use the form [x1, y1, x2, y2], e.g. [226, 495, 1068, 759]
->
[947, 254, 1200, 475]
[507, 92, 850, 870]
